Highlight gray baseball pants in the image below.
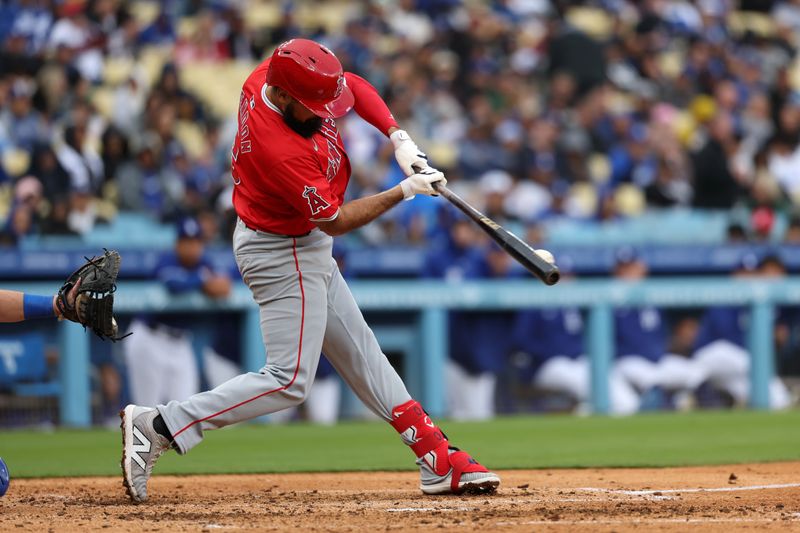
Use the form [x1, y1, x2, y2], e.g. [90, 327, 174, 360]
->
[158, 219, 412, 454]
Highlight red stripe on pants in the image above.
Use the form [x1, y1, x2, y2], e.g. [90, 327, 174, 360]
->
[173, 238, 306, 438]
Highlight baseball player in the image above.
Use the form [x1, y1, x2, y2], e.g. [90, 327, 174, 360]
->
[513, 306, 640, 415]
[0, 249, 119, 336]
[444, 244, 517, 421]
[692, 253, 791, 408]
[121, 38, 500, 502]
[612, 248, 706, 402]
[0, 287, 78, 323]
[123, 217, 231, 406]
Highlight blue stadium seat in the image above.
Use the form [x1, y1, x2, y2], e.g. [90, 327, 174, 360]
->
[0, 334, 60, 397]
[83, 213, 177, 249]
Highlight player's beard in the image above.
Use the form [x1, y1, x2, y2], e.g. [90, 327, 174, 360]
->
[283, 102, 323, 138]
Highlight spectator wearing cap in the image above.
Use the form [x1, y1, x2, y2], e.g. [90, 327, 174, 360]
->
[511, 258, 640, 415]
[612, 246, 707, 409]
[114, 134, 184, 219]
[609, 123, 657, 188]
[478, 170, 515, 224]
[691, 252, 792, 409]
[0, 78, 49, 151]
[123, 217, 231, 406]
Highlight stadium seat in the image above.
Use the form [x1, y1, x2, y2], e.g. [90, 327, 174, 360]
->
[614, 184, 646, 217]
[588, 153, 611, 184]
[2, 148, 30, 178]
[81, 213, 176, 249]
[243, 3, 282, 31]
[139, 46, 173, 88]
[0, 334, 60, 398]
[658, 50, 684, 80]
[565, 7, 613, 40]
[727, 11, 776, 38]
[177, 16, 198, 40]
[174, 120, 207, 159]
[128, 1, 159, 28]
[296, 0, 353, 35]
[103, 57, 135, 86]
[180, 62, 257, 118]
[90, 85, 114, 119]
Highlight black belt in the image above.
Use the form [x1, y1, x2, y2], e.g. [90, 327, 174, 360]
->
[241, 219, 311, 239]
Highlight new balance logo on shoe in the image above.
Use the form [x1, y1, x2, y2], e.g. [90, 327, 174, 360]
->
[131, 426, 151, 470]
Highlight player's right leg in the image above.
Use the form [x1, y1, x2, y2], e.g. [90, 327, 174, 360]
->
[321, 263, 499, 495]
[121, 226, 330, 502]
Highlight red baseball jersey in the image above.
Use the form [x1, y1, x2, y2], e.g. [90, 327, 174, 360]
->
[231, 58, 351, 236]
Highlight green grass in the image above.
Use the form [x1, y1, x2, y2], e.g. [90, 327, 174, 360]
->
[1, 411, 798, 478]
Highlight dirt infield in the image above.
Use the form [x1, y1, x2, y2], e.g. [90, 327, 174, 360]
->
[1, 462, 799, 532]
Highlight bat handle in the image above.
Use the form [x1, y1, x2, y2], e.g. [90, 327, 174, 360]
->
[410, 163, 446, 195]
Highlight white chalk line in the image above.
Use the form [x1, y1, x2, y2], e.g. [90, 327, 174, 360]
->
[578, 482, 800, 495]
[387, 507, 473, 512]
[495, 517, 797, 526]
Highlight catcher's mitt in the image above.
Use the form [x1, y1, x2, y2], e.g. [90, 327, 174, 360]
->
[56, 249, 126, 341]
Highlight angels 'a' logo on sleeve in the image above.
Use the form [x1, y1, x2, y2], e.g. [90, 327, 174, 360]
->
[303, 185, 331, 216]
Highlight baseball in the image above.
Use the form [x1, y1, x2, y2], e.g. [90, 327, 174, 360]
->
[535, 249, 555, 264]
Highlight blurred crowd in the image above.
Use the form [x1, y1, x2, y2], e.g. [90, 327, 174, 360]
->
[2, 0, 800, 247]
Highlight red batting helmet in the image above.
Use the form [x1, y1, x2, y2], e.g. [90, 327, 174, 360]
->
[266, 39, 354, 119]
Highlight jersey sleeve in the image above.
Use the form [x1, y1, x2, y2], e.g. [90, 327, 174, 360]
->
[269, 156, 340, 222]
[345, 72, 399, 136]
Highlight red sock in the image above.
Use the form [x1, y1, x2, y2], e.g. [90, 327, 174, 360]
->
[390, 400, 451, 476]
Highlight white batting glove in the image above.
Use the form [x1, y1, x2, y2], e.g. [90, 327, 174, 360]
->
[534, 249, 555, 264]
[400, 167, 447, 200]
[390, 129, 428, 176]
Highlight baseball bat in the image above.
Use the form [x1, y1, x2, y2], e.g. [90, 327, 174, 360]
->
[432, 181, 560, 286]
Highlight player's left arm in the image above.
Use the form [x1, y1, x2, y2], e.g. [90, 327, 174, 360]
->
[0, 286, 78, 323]
[345, 72, 429, 175]
[316, 168, 446, 236]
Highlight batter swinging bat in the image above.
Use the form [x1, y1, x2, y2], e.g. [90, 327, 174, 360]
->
[432, 181, 560, 286]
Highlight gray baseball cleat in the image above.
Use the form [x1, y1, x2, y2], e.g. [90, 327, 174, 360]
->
[418, 447, 500, 495]
[120, 405, 171, 503]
